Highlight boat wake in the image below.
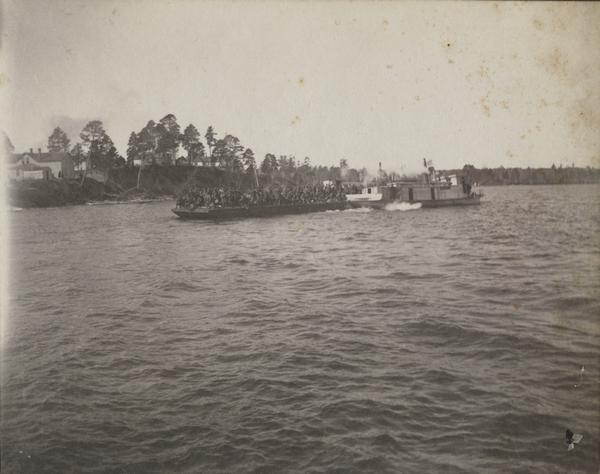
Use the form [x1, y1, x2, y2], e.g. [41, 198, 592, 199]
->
[384, 201, 422, 212]
[325, 207, 373, 213]
[345, 207, 373, 213]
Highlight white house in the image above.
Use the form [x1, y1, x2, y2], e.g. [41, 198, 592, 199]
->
[8, 149, 75, 179]
[8, 162, 51, 181]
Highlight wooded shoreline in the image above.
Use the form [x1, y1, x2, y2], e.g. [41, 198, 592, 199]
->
[8, 164, 600, 209]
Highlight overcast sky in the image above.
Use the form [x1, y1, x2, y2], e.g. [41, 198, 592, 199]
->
[1, 1, 598, 173]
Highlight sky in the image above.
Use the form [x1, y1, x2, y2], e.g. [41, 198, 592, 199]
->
[1, 1, 599, 174]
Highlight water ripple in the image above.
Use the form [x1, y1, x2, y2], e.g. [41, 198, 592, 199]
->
[3, 185, 599, 473]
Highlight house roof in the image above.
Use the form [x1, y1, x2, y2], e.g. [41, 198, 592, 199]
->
[12, 162, 50, 171]
[10, 151, 71, 164]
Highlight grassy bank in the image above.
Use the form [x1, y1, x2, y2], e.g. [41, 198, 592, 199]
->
[8, 179, 101, 208]
[110, 165, 226, 197]
[8, 166, 227, 208]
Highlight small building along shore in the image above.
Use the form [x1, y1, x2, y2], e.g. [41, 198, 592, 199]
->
[7, 148, 75, 180]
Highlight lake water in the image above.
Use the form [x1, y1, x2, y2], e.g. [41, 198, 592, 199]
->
[2, 185, 599, 473]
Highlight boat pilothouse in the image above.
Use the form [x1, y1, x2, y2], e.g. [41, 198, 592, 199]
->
[346, 161, 482, 209]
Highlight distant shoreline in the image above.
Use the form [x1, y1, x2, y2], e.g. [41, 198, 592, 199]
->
[442, 165, 600, 187]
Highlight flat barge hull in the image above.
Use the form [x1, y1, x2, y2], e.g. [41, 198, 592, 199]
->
[172, 202, 348, 219]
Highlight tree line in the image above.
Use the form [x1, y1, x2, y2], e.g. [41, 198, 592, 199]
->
[4, 125, 599, 187]
[44, 121, 123, 172]
[454, 164, 600, 186]
[10, 115, 366, 187]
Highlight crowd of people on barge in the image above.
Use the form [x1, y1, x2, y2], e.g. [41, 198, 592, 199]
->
[176, 184, 347, 209]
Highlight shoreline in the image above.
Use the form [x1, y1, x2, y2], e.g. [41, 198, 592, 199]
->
[8, 181, 599, 210]
[7, 164, 600, 209]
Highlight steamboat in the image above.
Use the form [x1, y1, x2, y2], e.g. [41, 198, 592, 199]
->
[346, 161, 482, 209]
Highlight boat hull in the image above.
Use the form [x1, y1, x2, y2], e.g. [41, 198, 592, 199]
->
[172, 202, 348, 219]
[347, 200, 388, 209]
[420, 195, 481, 208]
[348, 195, 481, 209]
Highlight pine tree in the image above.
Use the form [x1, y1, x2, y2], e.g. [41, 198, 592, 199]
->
[243, 148, 258, 187]
[205, 126, 216, 159]
[48, 127, 71, 152]
[126, 132, 139, 166]
[158, 114, 181, 165]
[191, 142, 206, 166]
[70, 143, 84, 170]
[223, 134, 244, 170]
[137, 121, 159, 164]
[182, 124, 201, 164]
[242, 148, 256, 171]
[79, 120, 115, 170]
